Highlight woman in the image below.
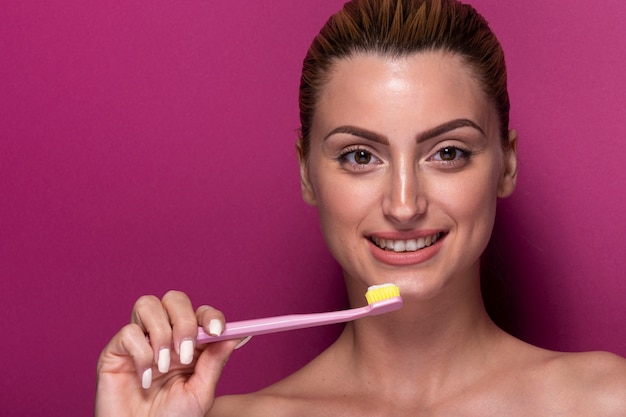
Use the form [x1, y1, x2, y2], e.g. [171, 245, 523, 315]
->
[96, 0, 626, 415]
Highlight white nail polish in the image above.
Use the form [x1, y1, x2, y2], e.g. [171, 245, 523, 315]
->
[158, 348, 170, 373]
[141, 368, 152, 389]
[209, 319, 224, 336]
[235, 335, 252, 350]
[180, 339, 194, 365]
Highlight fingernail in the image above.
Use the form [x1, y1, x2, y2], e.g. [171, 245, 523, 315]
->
[208, 319, 224, 336]
[180, 339, 194, 365]
[141, 368, 152, 389]
[235, 335, 252, 350]
[158, 348, 170, 373]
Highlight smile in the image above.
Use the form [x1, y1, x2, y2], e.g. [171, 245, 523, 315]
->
[370, 232, 444, 253]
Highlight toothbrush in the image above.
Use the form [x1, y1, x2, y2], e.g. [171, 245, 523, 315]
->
[196, 283, 402, 344]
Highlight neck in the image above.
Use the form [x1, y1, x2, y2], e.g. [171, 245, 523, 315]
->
[335, 267, 505, 400]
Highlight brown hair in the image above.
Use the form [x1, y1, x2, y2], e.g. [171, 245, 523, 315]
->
[298, 0, 509, 156]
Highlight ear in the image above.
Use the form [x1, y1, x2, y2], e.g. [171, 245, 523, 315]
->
[497, 129, 518, 198]
[295, 138, 317, 206]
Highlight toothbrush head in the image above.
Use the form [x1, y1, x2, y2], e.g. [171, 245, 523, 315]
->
[365, 283, 401, 304]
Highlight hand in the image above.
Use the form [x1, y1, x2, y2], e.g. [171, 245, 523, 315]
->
[95, 290, 240, 417]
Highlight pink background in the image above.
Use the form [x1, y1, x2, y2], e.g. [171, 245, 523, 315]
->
[2, 0, 625, 415]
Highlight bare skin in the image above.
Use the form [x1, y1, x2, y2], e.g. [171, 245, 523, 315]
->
[96, 52, 626, 417]
[96, 291, 241, 416]
[212, 333, 626, 416]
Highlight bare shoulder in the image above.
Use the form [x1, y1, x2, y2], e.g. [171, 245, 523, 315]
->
[209, 347, 343, 417]
[209, 392, 284, 417]
[545, 350, 626, 414]
[209, 383, 323, 417]
[495, 335, 626, 415]
[209, 371, 334, 417]
[551, 350, 626, 387]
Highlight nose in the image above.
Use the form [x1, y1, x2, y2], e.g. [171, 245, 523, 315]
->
[382, 159, 427, 224]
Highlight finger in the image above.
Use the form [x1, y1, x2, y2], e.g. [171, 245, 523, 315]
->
[131, 294, 172, 373]
[196, 305, 226, 337]
[98, 323, 155, 390]
[161, 290, 198, 365]
[185, 339, 240, 411]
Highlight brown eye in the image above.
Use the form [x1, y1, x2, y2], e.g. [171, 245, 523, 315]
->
[354, 150, 372, 164]
[438, 147, 457, 161]
[339, 148, 380, 168]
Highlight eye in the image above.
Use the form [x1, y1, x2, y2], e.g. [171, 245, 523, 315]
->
[352, 150, 372, 164]
[430, 146, 472, 162]
[338, 148, 381, 169]
[436, 147, 459, 161]
[337, 148, 381, 170]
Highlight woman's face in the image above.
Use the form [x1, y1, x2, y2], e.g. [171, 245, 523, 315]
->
[298, 52, 517, 301]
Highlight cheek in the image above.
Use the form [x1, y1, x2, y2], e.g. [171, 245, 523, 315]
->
[435, 166, 500, 239]
[315, 175, 379, 230]
[310, 169, 383, 261]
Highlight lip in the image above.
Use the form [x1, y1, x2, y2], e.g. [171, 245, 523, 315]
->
[367, 231, 446, 266]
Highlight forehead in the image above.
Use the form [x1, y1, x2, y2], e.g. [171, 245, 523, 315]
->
[314, 51, 497, 137]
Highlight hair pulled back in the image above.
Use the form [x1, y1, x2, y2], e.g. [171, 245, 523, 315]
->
[298, 0, 509, 156]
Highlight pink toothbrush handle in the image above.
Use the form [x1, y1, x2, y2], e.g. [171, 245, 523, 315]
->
[196, 296, 402, 344]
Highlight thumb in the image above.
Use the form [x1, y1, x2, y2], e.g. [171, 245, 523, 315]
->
[184, 339, 240, 406]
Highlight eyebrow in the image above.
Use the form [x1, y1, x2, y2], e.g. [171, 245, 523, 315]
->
[323, 118, 485, 144]
[323, 125, 389, 144]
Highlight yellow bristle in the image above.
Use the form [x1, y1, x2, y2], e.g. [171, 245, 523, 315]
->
[365, 283, 400, 304]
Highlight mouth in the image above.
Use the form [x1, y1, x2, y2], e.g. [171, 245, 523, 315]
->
[369, 232, 445, 253]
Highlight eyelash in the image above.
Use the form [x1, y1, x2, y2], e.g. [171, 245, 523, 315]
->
[428, 145, 475, 166]
[337, 147, 381, 169]
[336, 145, 475, 170]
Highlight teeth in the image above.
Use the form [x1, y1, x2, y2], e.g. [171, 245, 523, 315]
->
[372, 233, 442, 253]
[393, 241, 405, 252]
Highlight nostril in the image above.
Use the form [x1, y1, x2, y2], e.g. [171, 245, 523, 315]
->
[383, 194, 427, 224]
